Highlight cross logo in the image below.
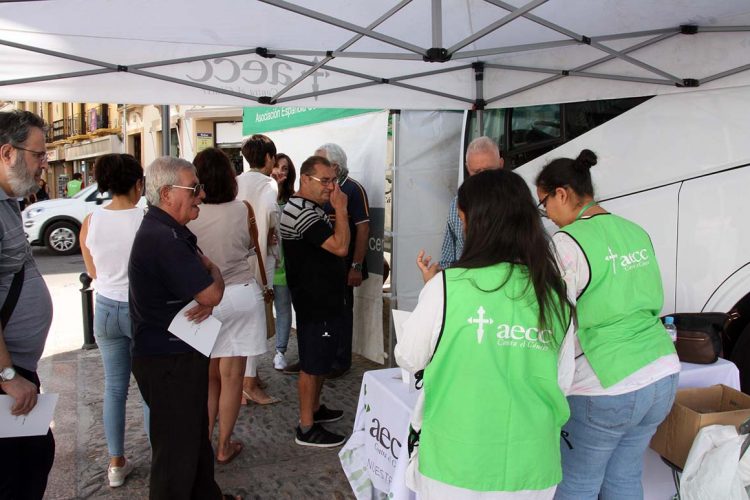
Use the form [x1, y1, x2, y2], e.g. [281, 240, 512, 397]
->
[605, 246, 619, 274]
[467, 306, 494, 343]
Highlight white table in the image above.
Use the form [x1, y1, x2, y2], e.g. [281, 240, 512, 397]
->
[341, 358, 740, 500]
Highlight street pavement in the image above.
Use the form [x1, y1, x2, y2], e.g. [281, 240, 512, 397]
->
[32, 247, 380, 499]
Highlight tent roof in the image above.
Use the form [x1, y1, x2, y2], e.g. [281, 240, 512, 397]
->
[2, 0, 750, 109]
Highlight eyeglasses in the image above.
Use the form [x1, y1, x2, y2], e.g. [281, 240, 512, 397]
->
[169, 184, 204, 197]
[305, 174, 337, 186]
[13, 144, 48, 162]
[537, 194, 550, 218]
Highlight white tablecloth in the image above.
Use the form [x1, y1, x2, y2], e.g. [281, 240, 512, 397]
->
[341, 358, 741, 500]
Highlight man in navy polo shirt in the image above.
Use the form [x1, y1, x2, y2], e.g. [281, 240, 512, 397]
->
[129, 157, 230, 499]
[314, 143, 370, 379]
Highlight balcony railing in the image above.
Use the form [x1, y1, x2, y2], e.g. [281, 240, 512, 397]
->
[46, 106, 120, 142]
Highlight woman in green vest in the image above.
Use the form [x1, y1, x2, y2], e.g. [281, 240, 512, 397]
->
[535, 149, 679, 500]
[396, 169, 575, 499]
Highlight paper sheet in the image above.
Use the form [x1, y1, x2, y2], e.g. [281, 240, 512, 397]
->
[167, 300, 222, 357]
[391, 309, 412, 384]
[0, 393, 59, 437]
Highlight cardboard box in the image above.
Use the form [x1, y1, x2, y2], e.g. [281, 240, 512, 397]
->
[650, 384, 750, 469]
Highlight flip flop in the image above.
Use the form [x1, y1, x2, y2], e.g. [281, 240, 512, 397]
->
[242, 390, 281, 405]
[216, 441, 243, 465]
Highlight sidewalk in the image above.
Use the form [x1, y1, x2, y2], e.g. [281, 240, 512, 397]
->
[34, 259, 381, 499]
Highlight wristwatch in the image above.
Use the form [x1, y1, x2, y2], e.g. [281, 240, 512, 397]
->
[0, 366, 16, 383]
[351, 262, 363, 272]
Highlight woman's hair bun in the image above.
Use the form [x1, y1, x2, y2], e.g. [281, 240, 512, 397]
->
[574, 149, 597, 170]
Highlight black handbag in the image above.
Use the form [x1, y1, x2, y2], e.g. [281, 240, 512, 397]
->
[665, 312, 727, 364]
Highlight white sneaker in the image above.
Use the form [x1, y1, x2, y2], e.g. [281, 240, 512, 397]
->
[273, 351, 287, 370]
[108, 459, 134, 487]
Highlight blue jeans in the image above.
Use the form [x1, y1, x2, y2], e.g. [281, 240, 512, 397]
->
[274, 284, 292, 353]
[555, 373, 678, 500]
[95, 294, 149, 457]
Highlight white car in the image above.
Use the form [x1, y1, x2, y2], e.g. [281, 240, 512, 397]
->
[22, 183, 145, 255]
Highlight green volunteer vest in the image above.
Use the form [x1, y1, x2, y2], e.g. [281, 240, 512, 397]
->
[561, 213, 675, 388]
[419, 264, 570, 492]
[66, 179, 82, 196]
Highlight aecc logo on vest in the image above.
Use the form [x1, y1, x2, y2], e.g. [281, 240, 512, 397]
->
[605, 246, 651, 274]
[467, 306, 553, 350]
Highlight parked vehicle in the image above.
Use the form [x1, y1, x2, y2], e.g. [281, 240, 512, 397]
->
[465, 85, 750, 389]
[22, 183, 145, 256]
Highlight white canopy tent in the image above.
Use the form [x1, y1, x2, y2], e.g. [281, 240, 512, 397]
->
[1, 0, 750, 110]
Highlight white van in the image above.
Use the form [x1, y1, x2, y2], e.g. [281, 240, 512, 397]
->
[463, 85, 750, 386]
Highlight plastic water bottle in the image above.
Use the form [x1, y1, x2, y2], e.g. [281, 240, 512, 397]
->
[664, 316, 677, 343]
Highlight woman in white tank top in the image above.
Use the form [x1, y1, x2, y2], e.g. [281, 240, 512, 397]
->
[80, 154, 145, 488]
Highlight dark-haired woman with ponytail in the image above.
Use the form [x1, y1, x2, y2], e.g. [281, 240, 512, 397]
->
[396, 169, 575, 499]
[535, 149, 679, 500]
[80, 154, 146, 488]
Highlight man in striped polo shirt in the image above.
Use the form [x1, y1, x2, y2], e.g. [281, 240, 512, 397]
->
[280, 155, 350, 448]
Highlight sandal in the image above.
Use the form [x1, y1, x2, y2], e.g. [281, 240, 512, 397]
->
[216, 441, 243, 465]
[242, 390, 281, 405]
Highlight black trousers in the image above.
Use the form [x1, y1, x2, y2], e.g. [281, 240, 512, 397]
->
[332, 285, 355, 372]
[0, 366, 55, 500]
[132, 352, 222, 500]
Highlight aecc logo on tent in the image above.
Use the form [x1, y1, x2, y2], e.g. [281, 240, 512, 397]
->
[185, 58, 330, 90]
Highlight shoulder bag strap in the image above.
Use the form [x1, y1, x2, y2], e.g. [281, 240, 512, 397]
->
[243, 201, 269, 289]
[1, 264, 25, 330]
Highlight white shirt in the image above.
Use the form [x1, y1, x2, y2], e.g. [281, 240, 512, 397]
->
[87, 206, 144, 302]
[236, 170, 279, 287]
[552, 230, 680, 396]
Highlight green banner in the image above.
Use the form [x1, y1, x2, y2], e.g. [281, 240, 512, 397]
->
[242, 107, 377, 135]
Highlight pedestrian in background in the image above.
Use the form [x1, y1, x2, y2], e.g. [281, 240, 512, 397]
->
[80, 153, 146, 487]
[271, 153, 296, 371]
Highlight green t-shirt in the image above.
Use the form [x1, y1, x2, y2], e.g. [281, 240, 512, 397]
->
[66, 179, 82, 197]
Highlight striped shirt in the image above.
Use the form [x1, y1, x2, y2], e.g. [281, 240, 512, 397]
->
[280, 196, 346, 320]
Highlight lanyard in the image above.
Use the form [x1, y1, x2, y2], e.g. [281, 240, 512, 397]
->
[575, 200, 597, 221]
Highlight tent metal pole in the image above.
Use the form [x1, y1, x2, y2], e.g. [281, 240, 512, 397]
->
[0, 69, 112, 87]
[448, 0, 548, 54]
[388, 110, 400, 368]
[130, 49, 260, 70]
[0, 38, 119, 70]
[271, 0, 413, 101]
[701, 63, 750, 85]
[276, 81, 382, 103]
[591, 28, 678, 42]
[389, 82, 474, 104]
[161, 106, 170, 157]
[699, 26, 750, 33]
[260, 0, 426, 56]
[454, 39, 580, 59]
[485, 31, 678, 104]
[271, 50, 422, 60]
[485, 0, 684, 84]
[484, 62, 672, 85]
[432, 0, 442, 48]
[388, 64, 474, 82]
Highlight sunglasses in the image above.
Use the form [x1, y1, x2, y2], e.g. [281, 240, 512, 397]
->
[169, 183, 204, 197]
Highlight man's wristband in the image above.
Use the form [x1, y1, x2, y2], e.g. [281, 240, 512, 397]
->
[351, 262, 363, 272]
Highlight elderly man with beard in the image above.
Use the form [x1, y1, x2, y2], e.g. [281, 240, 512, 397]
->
[0, 110, 55, 500]
[129, 157, 239, 499]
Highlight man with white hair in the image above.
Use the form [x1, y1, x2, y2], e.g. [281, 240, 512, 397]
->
[129, 157, 234, 499]
[0, 110, 55, 500]
[438, 136, 503, 269]
[314, 143, 370, 379]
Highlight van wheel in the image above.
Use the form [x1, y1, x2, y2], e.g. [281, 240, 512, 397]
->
[44, 221, 79, 256]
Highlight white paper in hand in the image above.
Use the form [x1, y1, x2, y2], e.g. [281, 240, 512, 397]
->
[167, 300, 222, 357]
[0, 393, 59, 437]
